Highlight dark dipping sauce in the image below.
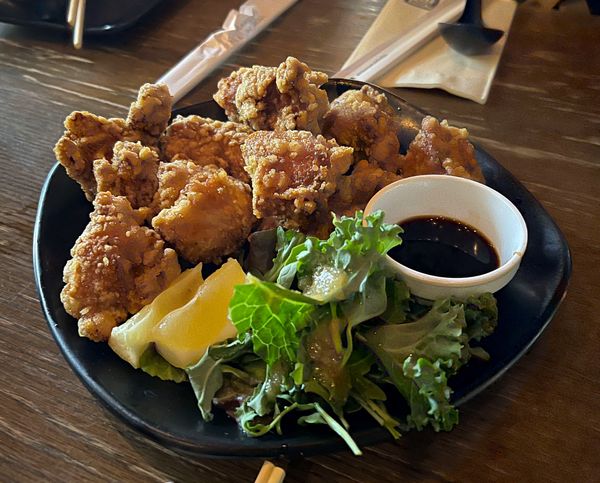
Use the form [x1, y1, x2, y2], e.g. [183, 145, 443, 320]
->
[390, 216, 500, 278]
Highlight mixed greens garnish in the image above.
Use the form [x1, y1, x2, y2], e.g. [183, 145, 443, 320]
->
[183, 211, 498, 454]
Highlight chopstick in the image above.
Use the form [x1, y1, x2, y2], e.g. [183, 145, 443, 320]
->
[72, 0, 86, 49]
[254, 461, 286, 483]
[66, 0, 78, 26]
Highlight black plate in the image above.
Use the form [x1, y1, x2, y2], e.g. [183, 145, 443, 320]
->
[33, 80, 572, 458]
[0, 0, 163, 34]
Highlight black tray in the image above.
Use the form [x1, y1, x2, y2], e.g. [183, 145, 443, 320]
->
[0, 0, 163, 34]
[33, 80, 572, 458]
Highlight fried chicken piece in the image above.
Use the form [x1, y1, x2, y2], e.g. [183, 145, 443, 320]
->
[242, 130, 353, 232]
[93, 141, 159, 211]
[330, 159, 402, 216]
[322, 85, 401, 173]
[61, 192, 180, 342]
[400, 116, 485, 182]
[160, 115, 252, 183]
[54, 83, 172, 200]
[54, 112, 128, 200]
[213, 57, 329, 134]
[152, 161, 254, 264]
[126, 83, 173, 144]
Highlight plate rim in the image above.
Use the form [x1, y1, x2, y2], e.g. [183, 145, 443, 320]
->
[33, 82, 573, 457]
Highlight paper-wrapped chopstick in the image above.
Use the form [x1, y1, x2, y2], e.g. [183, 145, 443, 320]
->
[334, 0, 465, 81]
[158, 0, 297, 103]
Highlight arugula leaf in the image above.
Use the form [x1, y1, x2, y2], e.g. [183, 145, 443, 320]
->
[245, 360, 290, 416]
[235, 360, 294, 435]
[299, 316, 351, 415]
[297, 402, 362, 456]
[380, 279, 411, 324]
[229, 275, 321, 366]
[139, 344, 187, 383]
[244, 228, 278, 277]
[263, 227, 309, 287]
[185, 335, 253, 421]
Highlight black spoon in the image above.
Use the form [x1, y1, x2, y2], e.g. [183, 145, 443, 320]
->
[438, 0, 503, 55]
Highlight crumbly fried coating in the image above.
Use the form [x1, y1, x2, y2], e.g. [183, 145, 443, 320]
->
[330, 159, 402, 216]
[54, 112, 128, 200]
[93, 141, 159, 210]
[126, 83, 173, 144]
[213, 57, 329, 134]
[151, 161, 254, 264]
[54, 84, 172, 200]
[400, 116, 485, 182]
[61, 192, 180, 342]
[242, 130, 353, 231]
[160, 115, 252, 183]
[322, 85, 401, 173]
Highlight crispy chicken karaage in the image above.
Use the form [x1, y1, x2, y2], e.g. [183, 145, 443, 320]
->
[54, 83, 172, 200]
[213, 57, 329, 134]
[61, 192, 180, 342]
[322, 85, 401, 173]
[151, 161, 254, 264]
[54, 112, 127, 200]
[330, 159, 401, 216]
[126, 83, 172, 144]
[400, 116, 485, 182]
[93, 141, 160, 211]
[242, 130, 353, 232]
[54, 58, 489, 346]
[160, 115, 252, 183]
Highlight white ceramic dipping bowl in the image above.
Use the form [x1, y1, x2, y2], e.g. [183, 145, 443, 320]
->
[364, 175, 528, 300]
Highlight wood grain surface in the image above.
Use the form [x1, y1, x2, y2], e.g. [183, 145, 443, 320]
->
[1, 1, 599, 481]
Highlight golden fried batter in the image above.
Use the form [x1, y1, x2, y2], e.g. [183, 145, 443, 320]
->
[54, 112, 128, 200]
[160, 115, 252, 183]
[93, 141, 159, 210]
[213, 57, 329, 134]
[330, 159, 401, 216]
[152, 161, 254, 264]
[61, 192, 180, 342]
[242, 130, 353, 231]
[400, 116, 485, 182]
[126, 83, 173, 144]
[54, 84, 172, 200]
[322, 85, 401, 173]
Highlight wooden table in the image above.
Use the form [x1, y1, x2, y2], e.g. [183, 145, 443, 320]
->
[1, 2, 599, 481]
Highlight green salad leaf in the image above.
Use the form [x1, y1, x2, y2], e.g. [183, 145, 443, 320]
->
[461, 292, 498, 342]
[299, 315, 351, 416]
[139, 344, 187, 383]
[266, 211, 402, 304]
[181, 211, 498, 454]
[185, 335, 253, 421]
[229, 275, 322, 367]
[362, 298, 469, 431]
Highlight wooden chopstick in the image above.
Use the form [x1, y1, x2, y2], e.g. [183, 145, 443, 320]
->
[72, 0, 86, 49]
[66, 0, 79, 27]
[254, 461, 286, 483]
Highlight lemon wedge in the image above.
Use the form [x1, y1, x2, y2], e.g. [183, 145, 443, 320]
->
[109, 264, 203, 368]
[153, 258, 245, 369]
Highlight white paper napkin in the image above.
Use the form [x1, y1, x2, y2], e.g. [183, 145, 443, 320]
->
[342, 0, 517, 104]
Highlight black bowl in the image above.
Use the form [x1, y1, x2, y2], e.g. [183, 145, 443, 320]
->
[33, 80, 572, 458]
